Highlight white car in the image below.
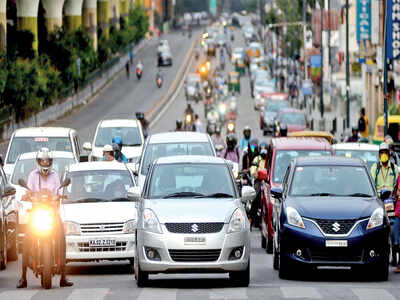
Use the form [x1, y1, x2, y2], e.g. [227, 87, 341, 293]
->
[84, 119, 144, 163]
[10, 151, 77, 248]
[4, 127, 81, 178]
[136, 132, 216, 191]
[333, 143, 379, 170]
[61, 162, 137, 264]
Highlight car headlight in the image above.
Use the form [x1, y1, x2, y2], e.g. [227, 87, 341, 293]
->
[228, 208, 246, 233]
[142, 209, 163, 234]
[286, 207, 305, 229]
[367, 207, 384, 230]
[123, 219, 137, 234]
[64, 221, 81, 235]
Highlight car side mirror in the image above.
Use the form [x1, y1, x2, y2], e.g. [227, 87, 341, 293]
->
[79, 155, 89, 162]
[18, 179, 28, 189]
[83, 142, 92, 152]
[271, 187, 283, 199]
[241, 185, 256, 204]
[127, 186, 141, 202]
[3, 184, 15, 197]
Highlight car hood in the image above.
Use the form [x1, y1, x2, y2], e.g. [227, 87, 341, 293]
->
[92, 146, 142, 160]
[61, 202, 137, 223]
[187, 86, 197, 94]
[145, 198, 240, 223]
[286, 196, 380, 220]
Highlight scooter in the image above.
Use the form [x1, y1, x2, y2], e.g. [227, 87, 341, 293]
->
[156, 75, 163, 88]
[184, 113, 194, 131]
[226, 119, 236, 134]
[136, 67, 142, 80]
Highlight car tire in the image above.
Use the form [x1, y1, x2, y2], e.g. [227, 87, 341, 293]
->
[135, 256, 148, 287]
[372, 254, 389, 281]
[0, 224, 7, 270]
[229, 260, 250, 287]
[261, 234, 266, 248]
[266, 236, 273, 254]
[129, 259, 135, 274]
[278, 249, 290, 279]
[7, 231, 18, 262]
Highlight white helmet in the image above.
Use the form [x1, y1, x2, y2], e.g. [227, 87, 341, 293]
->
[36, 148, 53, 176]
[379, 142, 390, 152]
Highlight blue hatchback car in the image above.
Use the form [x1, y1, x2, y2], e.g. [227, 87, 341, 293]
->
[272, 156, 390, 280]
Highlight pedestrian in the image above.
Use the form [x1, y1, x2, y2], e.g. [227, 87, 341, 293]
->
[129, 49, 134, 65]
[125, 61, 130, 79]
[358, 108, 369, 138]
[194, 114, 204, 133]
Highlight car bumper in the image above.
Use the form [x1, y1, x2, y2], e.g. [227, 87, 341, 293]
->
[66, 234, 136, 261]
[280, 219, 390, 267]
[137, 225, 250, 273]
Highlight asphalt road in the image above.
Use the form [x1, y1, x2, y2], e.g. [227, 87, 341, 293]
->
[1, 27, 400, 300]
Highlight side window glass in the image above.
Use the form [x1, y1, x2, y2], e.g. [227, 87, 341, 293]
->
[282, 165, 291, 195]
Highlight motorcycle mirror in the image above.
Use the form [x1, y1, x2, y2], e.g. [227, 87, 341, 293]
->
[60, 178, 71, 189]
[18, 179, 28, 189]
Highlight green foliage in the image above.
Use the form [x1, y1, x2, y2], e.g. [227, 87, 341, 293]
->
[389, 103, 400, 115]
[7, 30, 35, 60]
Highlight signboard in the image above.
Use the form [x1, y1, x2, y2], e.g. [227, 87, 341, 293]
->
[371, 0, 379, 44]
[209, 0, 216, 17]
[356, 0, 371, 41]
[386, 0, 400, 59]
[302, 80, 313, 96]
[310, 55, 322, 68]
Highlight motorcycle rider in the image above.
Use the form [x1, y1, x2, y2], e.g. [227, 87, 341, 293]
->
[346, 126, 360, 143]
[112, 136, 128, 163]
[239, 126, 252, 151]
[17, 148, 73, 288]
[384, 135, 400, 166]
[175, 120, 184, 131]
[219, 134, 241, 163]
[371, 143, 399, 194]
[102, 144, 114, 161]
[136, 112, 149, 139]
[136, 60, 143, 75]
[156, 69, 163, 85]
[211, 126, 225, 149]
[242, 138, 259, 171]
[185, 103, 194, 116]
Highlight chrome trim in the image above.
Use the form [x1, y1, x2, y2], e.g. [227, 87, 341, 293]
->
[303, 218, 369, 238]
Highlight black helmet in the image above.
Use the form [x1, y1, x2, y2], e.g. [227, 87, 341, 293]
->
[215, 125, 221, 134]
[243, 126, 251, 139]
[135, 112, 144, 120]
[259, 141, 268, 150]
[280, 123, 288, 137]
[176, 120, 183, 129]
[226, 134, 237, 149]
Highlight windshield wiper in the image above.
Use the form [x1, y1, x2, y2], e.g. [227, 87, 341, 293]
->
[71, 198, 105, 203]
[343, 193, 373, 197]
[307, 193, 338, 197]
[163, 192, 204, 199]
[195, 193, 234, 198]
[110, 198, 133, 202]
[123, 143, 141, 147]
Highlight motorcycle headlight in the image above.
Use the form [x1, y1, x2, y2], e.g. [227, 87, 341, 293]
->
[64, 221, 81, 235]
[219, 103, 227, 114]
[186, 114, 192, 123]
[227, 122, 235, 132]
[367, 208, 384, 230]
[123, 219, 137, 234]
[228, 208, 246, 233]
[286, 207, 305, 229]
[32, 208, 54, 234]
[142, 209, 163, 234]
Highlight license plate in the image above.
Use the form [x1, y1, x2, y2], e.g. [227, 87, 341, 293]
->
[385, 203, 394, 212]
[89, 239, 116, 247]
[326, 240, 348, 247]
[184, 237, 206, 245]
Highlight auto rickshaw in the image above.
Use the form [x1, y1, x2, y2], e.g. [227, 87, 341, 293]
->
[228, 71, 241, 93]
[373, 115, 400, 144]
[288, 131, 334, 144]
[235, 58, 246, 76]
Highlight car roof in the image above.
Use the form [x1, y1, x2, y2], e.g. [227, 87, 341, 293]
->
[17, 151, 75, 161]
[99, 119, 139, 128]
[272, 137, 332, 150]
[148, 132, 210, 144]
[67, 162, 129, 172]
[13, 127, 74, 137]
[294, 156, 365, 166]
[333, 143, 379, 151]
[155, 155, 226, 165]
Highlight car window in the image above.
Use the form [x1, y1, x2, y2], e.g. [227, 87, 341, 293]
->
[273, 150, 332, 184]
[95, 126, 142, 147]
[290, 165, 374, 197]
[265, 101, 290, 112]
[148, 163, 235, 199]
[11, 157, 75, 185]
[335, 150, 378, 170]
[281, 113, 306, 126]
[141, 142, 214, 175]
[63, 170, 134, 203]
[7, 137, 72, 164]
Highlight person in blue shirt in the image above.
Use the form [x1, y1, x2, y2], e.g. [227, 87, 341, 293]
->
[239, 126, 251, 151]
[112, 136, 128, 163]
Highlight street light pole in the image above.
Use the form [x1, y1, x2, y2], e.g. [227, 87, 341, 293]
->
[320, 0, 324, 117]
[345, 0, 350, 128]
[383, 0, 389, 136]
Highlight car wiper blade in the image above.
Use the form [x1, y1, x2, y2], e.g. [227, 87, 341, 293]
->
[195, 193, 234, 198]
[73, 198, 105, 203]
[110, 198, 132, 202]
[344, 193, 373, 197]
[163, 192, 205, 198]
[123, 144, 142, 147]
[307, 193, 338, 196]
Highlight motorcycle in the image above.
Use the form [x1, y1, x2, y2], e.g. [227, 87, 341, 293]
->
[194, 50, 200, 60]
[226, 119, 236, 134]
[381, 189, 397, 266]
[18, 178, 70, 289]
[136, 67, 142, 80]
[156, 75, 163, 88]
[184, 113, 194, 131]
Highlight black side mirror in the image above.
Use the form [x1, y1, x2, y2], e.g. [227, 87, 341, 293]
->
[18, 179, 28, 189]
[271, 187, 283, 199]
[3, 184, 15, 197]
[60, 178, 71, 189]
[0, 155, 3, 167]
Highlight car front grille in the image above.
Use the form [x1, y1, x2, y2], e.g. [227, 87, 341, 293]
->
[165, 223, 224, 234]
[168, 249, 221, 262]
[310, 248, 362, 262]
[313, 219, 357, 235]
[80, 223, 124, 234]
[77, 242, 127, 252]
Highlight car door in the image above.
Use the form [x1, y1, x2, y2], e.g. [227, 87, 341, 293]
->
[275, 163, 292, 236]
[0, 167, 16, 251]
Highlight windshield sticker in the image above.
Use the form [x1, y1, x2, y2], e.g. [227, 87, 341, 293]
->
[345, 152, 352, 158]
[34, 137, 48, 142]
[296, 167, 303, 172]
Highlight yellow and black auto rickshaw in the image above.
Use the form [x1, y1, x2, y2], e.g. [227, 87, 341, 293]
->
[228, 71, 240, 94]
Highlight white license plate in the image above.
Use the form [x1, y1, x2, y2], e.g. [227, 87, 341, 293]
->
[184, 237, 206, 245]
[89, 239, 116, 247]
[326, 240, 348, 247]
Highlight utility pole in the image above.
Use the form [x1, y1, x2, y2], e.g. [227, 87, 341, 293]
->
[345, 0, 350, 128]
[303, 0, 307, 80]
[383, 0, 389, 136]
[320, 0, 324, 117]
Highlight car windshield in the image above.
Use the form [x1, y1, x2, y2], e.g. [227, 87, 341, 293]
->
[7, 137, 72, 164]
[273, 150, 332, 183]
[255, 79, 272, 86]
[290, 165, 375, 197]
[265, 100, 290, 113]
[148, 163, 235, 199]
[63, 170, 134, 203]
[94, 126, 142, 147]
[335, 150, 378, 170]
[141, 142, 214, 175]
[11, 157, 75, 185]
[282, 113, 306, 126]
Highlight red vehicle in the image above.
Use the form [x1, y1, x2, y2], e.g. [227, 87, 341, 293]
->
[260, 137, 333, 253]
[277, 108, 307, 134]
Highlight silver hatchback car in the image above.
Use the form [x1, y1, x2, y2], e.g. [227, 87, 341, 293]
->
[130, 156, 256, 287]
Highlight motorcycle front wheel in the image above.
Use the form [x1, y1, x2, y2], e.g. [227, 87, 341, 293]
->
[41, 241, 53, 289]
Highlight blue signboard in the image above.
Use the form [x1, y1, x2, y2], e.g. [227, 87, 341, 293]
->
[310, 55, 322, 68]
[302, 80, 313, 96]
[356, 0, 371, 41]
[209, 0, 216, 16]
[386, 0, 400, 60]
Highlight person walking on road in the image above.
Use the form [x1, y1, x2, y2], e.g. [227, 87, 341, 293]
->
[125, 61, 130, 79]
[194, 114, 204, 133]
[358, 108, 369, 139]
[129, 49, 134, 65]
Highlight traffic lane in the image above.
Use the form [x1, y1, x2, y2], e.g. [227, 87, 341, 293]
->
[53, 30, 198, 144]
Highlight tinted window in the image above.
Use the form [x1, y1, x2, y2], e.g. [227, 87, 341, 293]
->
[281, 113, 306, 126]
[7, 137, 72, 164]
[95, 127, 142, 147]
[148, 164, 235, 199]
[265, 100, 290, 113]
[335, 150, 378, 170]
[290, 165, 374, 197]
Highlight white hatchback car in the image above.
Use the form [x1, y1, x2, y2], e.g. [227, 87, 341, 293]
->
[60, 162, 137, 265]
[84, 119, 144, 163]
[333, 142, 379, 170]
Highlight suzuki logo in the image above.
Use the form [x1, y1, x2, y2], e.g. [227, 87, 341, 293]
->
[332, 222, 341, 233]
[191, 224, 199, 233]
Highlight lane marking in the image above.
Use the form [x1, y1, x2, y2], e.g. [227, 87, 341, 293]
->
[0, 290, 39, 300]
[66, 288, 109, 300]
[137, 288, 178, 300]
[351, 288, 396, 300]
[210, 288, 247, 299]
[280, 286, 322, 299]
